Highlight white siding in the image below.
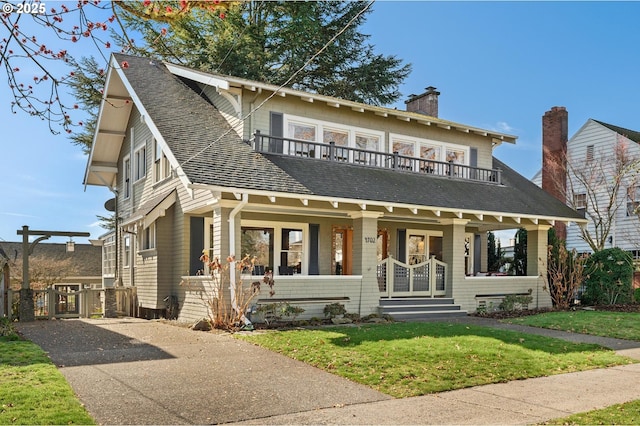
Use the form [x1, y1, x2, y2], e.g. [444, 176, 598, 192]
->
[565, 120, 640, 253]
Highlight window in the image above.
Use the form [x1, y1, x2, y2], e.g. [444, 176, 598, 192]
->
[102, 234, 116, 276]
[123, 234, 130, 267]
[283, 115, 384, 158]
[123, 156, 131, 199]
[141, 222, 156, 250]
[407, 231, 444, 265]
[627, 186, 640, 216]
[586, 145, 594, 163]
[574, 193, 587, 210]
[154, 139, 171, 182]
[134, 145, 146, 181]
[241, 221, 308, 275]
[390, 133, 470, 167]
[288, 121, 316, 141]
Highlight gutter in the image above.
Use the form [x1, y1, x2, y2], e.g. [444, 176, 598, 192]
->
[228, 193, 251, 327]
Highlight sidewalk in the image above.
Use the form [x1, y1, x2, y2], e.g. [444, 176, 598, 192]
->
[15, 317, 640, 425]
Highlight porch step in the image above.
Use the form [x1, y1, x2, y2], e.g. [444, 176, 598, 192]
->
[379, 298, 467, 321]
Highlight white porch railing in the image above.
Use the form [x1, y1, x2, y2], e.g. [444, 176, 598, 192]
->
[377, 256, 447, 297]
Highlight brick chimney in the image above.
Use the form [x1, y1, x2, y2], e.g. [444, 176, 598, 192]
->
[542, 106, 568, 240]
[405, 86, 440, 118]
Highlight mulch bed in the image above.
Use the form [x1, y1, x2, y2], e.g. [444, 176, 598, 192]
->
[473, 304, 640, 320]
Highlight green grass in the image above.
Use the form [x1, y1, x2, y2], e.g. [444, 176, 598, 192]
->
[237, 321, 634, 398]
[504, 310, 640, 341]
[544, 399, 640, 425]
[0, 320, 95, 425]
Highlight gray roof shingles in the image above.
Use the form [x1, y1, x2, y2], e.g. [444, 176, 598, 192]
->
[114, 54, 583, 221]
[593, 119, 640, 144]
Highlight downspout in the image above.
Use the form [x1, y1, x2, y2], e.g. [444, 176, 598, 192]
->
[228, 193, 251, 326]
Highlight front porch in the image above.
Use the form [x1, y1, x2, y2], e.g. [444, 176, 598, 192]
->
[178, 256, 549, 323]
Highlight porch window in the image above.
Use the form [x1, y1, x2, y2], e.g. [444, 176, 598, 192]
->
[241, 227, 274, 273]
[241, 221, 308, 275]
[281, 228, 303, 275]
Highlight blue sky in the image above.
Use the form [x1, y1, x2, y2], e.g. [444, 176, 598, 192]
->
[2, 1, 640, 245]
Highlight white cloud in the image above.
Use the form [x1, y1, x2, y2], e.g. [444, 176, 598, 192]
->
[0, 211, 38, 218]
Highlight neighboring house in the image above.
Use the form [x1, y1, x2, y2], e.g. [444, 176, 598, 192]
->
[84, 54, 585, 322]
[536, 107, 640, 261]
[0, 241, 102, 290]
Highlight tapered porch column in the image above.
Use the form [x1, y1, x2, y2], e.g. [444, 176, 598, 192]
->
[441, 219, 470, 298]
[524, 225, 551, 276]
[349, 211, 383, 316]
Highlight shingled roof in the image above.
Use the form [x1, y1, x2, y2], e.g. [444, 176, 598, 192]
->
[0, 242, 102, 277]
[593, 119, 640, 144]
[113, 54, 583, 222]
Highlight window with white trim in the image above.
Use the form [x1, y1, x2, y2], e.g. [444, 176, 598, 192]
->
[134, 145, 146, 181]
[574, 193, 587, 210]
[241, 220, 308, 275]
[102, 234, 116, 276]
[283, 115, 384, 160]
[123, 234, 131, 267]
[390, 133, 469, 166]
[141, 222, 156, 250]
[123, 155, 131, 199]
[154, 139, 171, 182]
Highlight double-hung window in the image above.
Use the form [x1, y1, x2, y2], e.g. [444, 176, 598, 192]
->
[573, 193, 587, 210]
[123, 155, 131, 199]
[141, 222, 156, 250]
[134, 145, 146, 182]
[154, 139, 171, 182]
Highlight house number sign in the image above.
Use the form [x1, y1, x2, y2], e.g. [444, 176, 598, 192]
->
[364, 237, 376, 244]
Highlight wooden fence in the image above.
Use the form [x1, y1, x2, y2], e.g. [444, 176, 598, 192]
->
[6, 287, 137, 320]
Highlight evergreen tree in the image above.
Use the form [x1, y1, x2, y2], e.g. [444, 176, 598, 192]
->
[487, 232, 501, 272]
[511, 228, 527, 276]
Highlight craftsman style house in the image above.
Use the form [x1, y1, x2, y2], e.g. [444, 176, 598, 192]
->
[85, 54, 585, 322]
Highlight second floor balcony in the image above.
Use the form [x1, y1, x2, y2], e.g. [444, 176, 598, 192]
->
[252, 131, 502, 185]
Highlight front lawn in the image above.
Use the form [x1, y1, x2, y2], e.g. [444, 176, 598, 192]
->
[0, 319, 95, 425]
[545, 399, 640, 425]
[237, 321, 634, 398]
[504, 310, 640, 341]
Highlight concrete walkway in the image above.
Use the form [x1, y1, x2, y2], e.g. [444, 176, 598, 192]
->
[15, 317, 640, 425]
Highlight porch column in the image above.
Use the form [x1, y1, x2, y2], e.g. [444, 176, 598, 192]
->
[525, 224, 552, 309]
[349, 211, 383, 316]
[479, 232, 488, 272]
[212, 201, 241, 261]
[524, 225, 551, 276]
[442, 219, 470, 298]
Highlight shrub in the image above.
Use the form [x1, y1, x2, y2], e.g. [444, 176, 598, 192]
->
[323, 302, 347, 318]
[499, 294, 533, 312]
[582, 248, 634, 305]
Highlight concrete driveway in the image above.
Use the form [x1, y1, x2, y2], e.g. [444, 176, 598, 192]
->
[15, 318, 389, 425]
